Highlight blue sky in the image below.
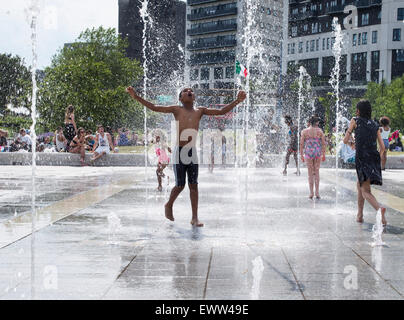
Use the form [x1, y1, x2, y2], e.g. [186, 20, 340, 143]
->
[0, 0, 118, 69]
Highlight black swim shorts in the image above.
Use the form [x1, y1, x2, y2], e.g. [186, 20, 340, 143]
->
[173, 146, 199, 187]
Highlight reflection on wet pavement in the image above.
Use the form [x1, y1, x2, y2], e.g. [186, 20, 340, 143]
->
[0, 166, 404, 300]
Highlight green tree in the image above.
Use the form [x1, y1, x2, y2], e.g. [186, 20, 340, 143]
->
[0, 53, 32, 114]
[38, 27, 146, 132]
[352, 76, 404, 130]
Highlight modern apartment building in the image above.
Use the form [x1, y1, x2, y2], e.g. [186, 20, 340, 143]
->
[118, 0, 186, 87]
[282, 0, 404, 87]
[185, 0, 284, 108]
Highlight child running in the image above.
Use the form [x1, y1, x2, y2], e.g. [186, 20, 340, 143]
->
[343, 100, 387, 225]
[283, 115, 300, 176]
[300, 116, 326, 199]
[154, 135, 171, 192]
[379, 116, 390, 171]
[126, 86, 246, 227]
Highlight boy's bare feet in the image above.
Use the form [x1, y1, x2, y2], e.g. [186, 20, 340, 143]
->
[381, 207, 387, 226]
[309, 194, 314, 200]
[356, 214, 364, 223]
[282, 170, 287, 176]
[164, 204, 174, 221]
[295, 170, 301, 176]
[191, 219, 204, 227]
[316, 195, 321, 200]
[157, 185, 162, 192]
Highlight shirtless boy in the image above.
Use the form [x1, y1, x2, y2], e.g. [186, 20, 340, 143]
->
[126, 87, 246, 227]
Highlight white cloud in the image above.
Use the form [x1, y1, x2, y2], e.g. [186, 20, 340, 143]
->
[0, 0, 118, 69]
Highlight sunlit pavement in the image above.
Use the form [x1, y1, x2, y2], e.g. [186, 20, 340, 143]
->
[0, 166, 404, 300]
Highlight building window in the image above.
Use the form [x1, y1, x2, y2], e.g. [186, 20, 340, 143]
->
[291, 43, 296, 54]
[362, 32, 367, 45]
[299, 42, 303, 53]
[393, 29, 401, 41]
[306, 41, 309, 52]
[327, 38, 330, 50]
[316, 39, 319, 51]
[201, 67, 210, 80]
[201, 83, 209, 89]
[303, 24, 308, 32]
[310, 40, 315, 52]
[353, 34, 357, 46]
[267, 8, 271, 15]
[288, 44, 291, 55]
[291, 26, 297, 37]
[312, 23, 318, 34]
[214, 67, 223, 80]
[361, 13, 369, 26]
[372, 31, 377, 44]
[398, 8, 404, 21]
[190, 69, 199, 81]
[302, 6, 307, 13]
[358, 33, 361, 45]
[322, 38, 325, 50]
[225, 66, 234, 79]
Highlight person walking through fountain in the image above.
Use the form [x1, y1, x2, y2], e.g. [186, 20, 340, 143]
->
[64, 105, 77, 152]
[300, 116, 326, 200]
[283, 115, 300, 176]
[153, 135, 171, 192]
[379, 116, 391, 171]
[343, 100, 387, 225]
[126, 86, 246, 227]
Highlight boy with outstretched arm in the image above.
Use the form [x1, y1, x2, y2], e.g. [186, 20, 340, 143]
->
[126, 86, 246, 227]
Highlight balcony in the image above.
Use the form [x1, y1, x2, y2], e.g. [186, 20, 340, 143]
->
[190, 50, 235, 65]
[289, 12, 314, 21]
[188, 38, 237, 51]
[188, 0, 227, 6]
[188, 7, 237, 21]
[187, 21, 237, 36]
[325, 4, 345, 14]
[353, 0, 382, 8]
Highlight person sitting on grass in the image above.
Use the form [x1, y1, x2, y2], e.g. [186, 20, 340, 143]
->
[91, 125, 114, 163]
[69, 127, 87, 166]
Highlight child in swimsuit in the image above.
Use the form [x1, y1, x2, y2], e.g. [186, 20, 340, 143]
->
[154, 135, 171, 191]
[127, 86, 246, 227]
[300, 116, 326, 199]
[343, 100, 387, 225]
[379, 116, 390, 170]
[283, 115, 300, 176]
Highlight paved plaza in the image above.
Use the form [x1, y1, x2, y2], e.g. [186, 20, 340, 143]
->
[0, 165, 404, 300]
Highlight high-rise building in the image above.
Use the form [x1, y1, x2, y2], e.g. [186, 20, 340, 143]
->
[282, 0, 404, 87]
[185, 0, 284, 109]
[118, 0, 186, 87]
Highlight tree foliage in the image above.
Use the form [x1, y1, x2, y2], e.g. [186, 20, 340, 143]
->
[38, 27, 147, 131]
[0, 53, 32, 114]
[352, 76, 404, 130]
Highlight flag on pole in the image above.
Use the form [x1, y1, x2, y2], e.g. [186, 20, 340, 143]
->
[235, 60, 248, 78]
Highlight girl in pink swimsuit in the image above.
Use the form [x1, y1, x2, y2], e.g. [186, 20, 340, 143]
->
[154, 135, 171, 192]
[300, 116, 326, 199]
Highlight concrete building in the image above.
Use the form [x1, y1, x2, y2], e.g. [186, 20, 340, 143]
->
[185, 0, 284, 109]
[282, 0, 404, 87]
[118, 0, 186, 87]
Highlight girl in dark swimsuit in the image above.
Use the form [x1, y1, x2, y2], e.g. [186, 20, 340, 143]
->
[64, 105, 77, 151]
[343, 100, 387, 225]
